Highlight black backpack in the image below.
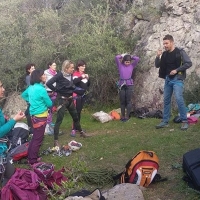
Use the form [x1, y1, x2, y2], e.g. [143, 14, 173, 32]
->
[182, 148, 200, 192]
[7, 122, 29, 150]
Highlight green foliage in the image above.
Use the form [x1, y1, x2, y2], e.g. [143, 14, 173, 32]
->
[59, 1, 135, 105]
[46, 158, 88, 200]
[17, 110, 200, 200]
[184, 72, 200, 105]
[0, 0, 157, 106]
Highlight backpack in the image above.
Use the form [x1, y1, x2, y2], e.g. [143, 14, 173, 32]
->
[116, 150, 159, 187]
[182, 148, 200, 192]
[0, 168, 47, 200]
[130, 107, 149, 118]
[33, 162, 68, 189]
[8, 142, 29, 162]
[109, 110, 121, 120]
[7, 122, 29, 150]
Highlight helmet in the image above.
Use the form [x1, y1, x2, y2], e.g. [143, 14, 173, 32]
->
[68, 140, 82, 151]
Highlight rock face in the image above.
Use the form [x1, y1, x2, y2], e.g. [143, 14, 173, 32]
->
[130, 0, 200, 109]
[2, 92, 27, 118]
[102, 183, 144, 200]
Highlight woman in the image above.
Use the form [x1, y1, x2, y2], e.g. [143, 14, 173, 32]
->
[44, 62, 57, 133]
[71, 60, 90, 137]
[25, 63, 35, 134]
[0, 81, 25, 185]
[46, 60, 89, 147]
[21, 69, 52, 165]
[115, 54, 140, 122]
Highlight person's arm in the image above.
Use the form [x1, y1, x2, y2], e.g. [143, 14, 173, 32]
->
[87, 78, 91, 87]
[176, 49, 192, 72]
[73, 76, 82, 85]
[0, 110, 25, 137]
[46, 73, 60, 91]
[25, 75, 30, 86]
[115, 54, 122, 69]
[131, 56, 140, 66]
[41, 88, 53, 108]
[21, 87, 29, 102]
[155, 49, 163, 68]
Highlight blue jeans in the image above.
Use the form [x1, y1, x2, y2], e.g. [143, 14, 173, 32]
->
[163, 76, 187, 123]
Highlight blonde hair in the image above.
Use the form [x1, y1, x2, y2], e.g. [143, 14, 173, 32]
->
[61, 60, 73, 73]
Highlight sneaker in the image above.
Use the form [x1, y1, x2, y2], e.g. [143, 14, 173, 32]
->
[120, 117, 129, 122]
[181, 122, 188, 130]
[70, 129, 76, 137]
[80, 131, 90, 138]
[54, 140, 60, 148]
[156, 121, 168, 129]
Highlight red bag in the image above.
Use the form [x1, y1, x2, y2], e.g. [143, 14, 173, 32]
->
[9, 142, 29, 161]
[188, 116, 198, 124]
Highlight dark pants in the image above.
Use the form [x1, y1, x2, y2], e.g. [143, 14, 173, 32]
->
[25, 104, 33, 134]
[28, 116, 47, 165]
[73, 96, 85, 130]
[119, 85, 133, 118]
[54, 98, 82, 140]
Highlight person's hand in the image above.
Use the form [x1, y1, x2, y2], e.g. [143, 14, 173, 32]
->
[121, 53, 128, 57]
[81, 74, 85, 79]
[170, 69, 177, 76]
[157, 49, 162, 57]
[13, 110, 25, 121]
[84, 74, 89, 79]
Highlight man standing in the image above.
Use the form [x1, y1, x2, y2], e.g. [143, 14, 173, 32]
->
[155, 34, 192, 130]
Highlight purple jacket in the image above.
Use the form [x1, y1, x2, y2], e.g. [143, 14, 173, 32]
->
[115, 55, 140, 86]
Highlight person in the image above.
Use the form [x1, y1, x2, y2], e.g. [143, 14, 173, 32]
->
[24, 63, 35, 134]
[44, 62, 57, 133]
[115, 53, 140, 122]
[46, 60, 89, 147]
[0, 80, 25, 186]
[25, 63, 35, 86]
[155, 34, 192, 130]
[21, 69, 52, 165]
[71, 60, 90, 137]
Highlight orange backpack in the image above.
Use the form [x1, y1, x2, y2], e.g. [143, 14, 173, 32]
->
[120, 150, 159, 187]
[110, 110, 121, 120]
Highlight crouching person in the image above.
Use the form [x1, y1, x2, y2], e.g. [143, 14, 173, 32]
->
[21, 69, 52, 165]
[0, 80, 25, 186]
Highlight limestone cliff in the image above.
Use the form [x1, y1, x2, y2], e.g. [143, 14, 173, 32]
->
[127, 0, 200, 109]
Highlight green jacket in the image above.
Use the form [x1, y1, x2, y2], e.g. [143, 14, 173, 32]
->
[0, 109, 16, 155]
[21, 83, 52, 116]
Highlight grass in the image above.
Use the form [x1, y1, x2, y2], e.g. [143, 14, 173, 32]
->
[17, 108, 200, 200]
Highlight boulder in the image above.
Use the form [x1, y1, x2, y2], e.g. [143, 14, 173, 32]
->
[102, 183, 144, 200]
[2, 92, 27, 118]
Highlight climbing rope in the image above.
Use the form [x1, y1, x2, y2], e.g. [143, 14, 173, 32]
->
[82, 168, 117, 188]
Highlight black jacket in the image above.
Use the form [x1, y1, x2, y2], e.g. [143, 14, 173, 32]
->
[155, 47, 192, 80]
[46, 72, 75, 97]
